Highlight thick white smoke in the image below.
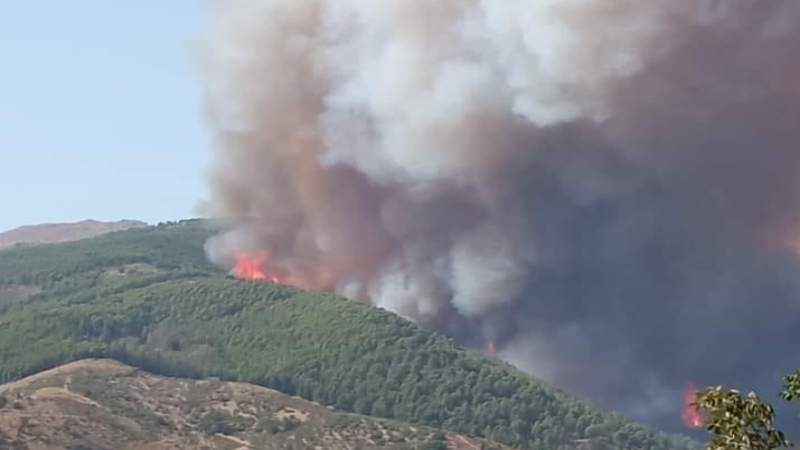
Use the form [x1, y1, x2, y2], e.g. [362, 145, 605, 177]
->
[203, 0, 800, 429]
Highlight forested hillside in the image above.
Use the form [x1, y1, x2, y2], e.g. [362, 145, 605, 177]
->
[0, 221, 697, 450]
[0, 219, 216, 287]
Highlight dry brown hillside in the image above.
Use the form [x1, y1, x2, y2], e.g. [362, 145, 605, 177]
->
[0, 360, 511, 450]
[0, 220, 147, 250]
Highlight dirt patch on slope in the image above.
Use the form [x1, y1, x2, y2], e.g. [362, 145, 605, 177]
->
[0, 285, 40, 307]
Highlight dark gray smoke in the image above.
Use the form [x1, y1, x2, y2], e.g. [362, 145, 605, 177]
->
[202, 0, 800, 430]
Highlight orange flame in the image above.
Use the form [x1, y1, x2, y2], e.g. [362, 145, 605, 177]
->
[682, 383, 704, 429]
[233, 251, 282, 283]
[485, 341, 497, 356]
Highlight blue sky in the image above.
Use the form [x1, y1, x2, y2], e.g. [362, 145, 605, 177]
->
[0, 2, 211, 232]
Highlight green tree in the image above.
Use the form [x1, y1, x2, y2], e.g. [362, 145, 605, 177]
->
[781, 370, 800, 402]
[696, 386, 791, 450]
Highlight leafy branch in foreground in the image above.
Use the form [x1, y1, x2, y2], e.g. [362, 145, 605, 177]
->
[696, 383, 793, 450]
[781, 370, 800, 402]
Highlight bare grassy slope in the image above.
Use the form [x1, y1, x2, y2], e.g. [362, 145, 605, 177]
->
[0, 219, 147, 250]
[0, 359, 510, 450]
[0, 285, 39, 308]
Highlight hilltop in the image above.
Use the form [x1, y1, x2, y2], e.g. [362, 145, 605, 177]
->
[0, 219, 147, 250]
[0, 359, 509, 450]
[0, 221, 698, 450]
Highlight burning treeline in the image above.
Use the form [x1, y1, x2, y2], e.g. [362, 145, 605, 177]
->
[203, 0, 800, 430]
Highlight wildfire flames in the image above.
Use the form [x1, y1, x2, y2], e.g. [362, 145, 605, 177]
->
[682, 383, 704, 429]
[485, 341, 497, 356]
[233, 251, 282, 284]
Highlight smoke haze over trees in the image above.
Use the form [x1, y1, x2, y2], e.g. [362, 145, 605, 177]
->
[202, 0, 800, 428]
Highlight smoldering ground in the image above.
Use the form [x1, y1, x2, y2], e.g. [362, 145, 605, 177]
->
[202, 0, 800, 430]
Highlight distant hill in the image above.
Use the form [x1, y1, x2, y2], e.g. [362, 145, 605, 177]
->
[0, 219, 147, 250]
[0, 359, 509, 450]
[0, 221, 699, 450]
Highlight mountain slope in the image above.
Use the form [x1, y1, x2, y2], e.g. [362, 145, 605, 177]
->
[0, 359, 510, 450]
[0, 219, 216, 288]
[0, 221, 698, 450]
[0, 219, 147, 250]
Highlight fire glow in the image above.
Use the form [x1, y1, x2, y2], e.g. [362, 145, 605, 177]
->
[233, 251, 282, 284]
[682, 383, 704, 429]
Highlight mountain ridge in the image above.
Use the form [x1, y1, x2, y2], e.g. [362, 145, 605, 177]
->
[0, 219, 147, 250]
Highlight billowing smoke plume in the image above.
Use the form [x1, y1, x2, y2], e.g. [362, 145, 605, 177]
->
[203, 0, 800, 430]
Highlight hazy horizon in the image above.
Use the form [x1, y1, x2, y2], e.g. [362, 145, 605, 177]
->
[1, 1, 211, 232]
[0, 217, 201, 234]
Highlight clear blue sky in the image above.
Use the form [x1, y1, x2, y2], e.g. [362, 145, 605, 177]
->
[0, 1, 211, 232]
